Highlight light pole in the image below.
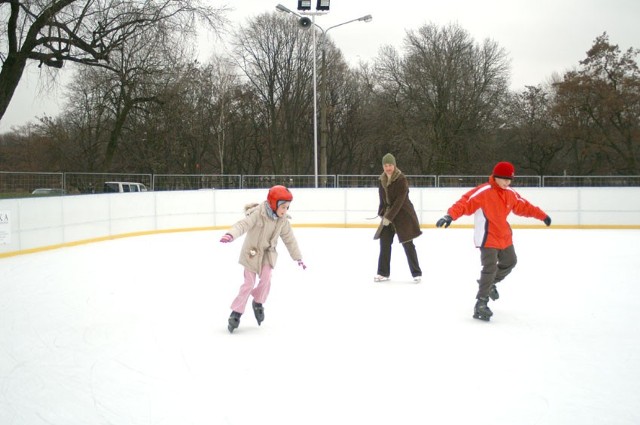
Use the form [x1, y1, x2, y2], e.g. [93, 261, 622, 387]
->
[319, 15, 372, 186]
[276, 4, 371, 188]
[276, 4, 322, 188]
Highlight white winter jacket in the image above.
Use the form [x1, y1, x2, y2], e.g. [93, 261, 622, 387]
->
[226, 201, 302, 274]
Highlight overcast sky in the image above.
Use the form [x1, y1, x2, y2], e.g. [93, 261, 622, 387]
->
[1, 0, 639, 133]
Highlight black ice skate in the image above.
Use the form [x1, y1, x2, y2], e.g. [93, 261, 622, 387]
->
[252, 300, 265, 326]
[473, 297, 493, 321]
[489, 284, 500, 301]
[228, 311, 242, 333]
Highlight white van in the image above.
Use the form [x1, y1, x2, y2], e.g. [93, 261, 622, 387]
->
[103, 182, 148, 193]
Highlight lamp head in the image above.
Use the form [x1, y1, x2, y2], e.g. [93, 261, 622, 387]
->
[297, 0, 311, 10]
[316, 0, 330, 11]
[298, 16, 312, 29]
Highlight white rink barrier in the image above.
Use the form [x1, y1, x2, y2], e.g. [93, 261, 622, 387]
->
[1, 187, 639, 256]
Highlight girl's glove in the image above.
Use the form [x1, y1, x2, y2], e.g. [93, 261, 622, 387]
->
[297, 260, 307, 270]
[543, 216, 552, 226]
[220, 233, 233, 243]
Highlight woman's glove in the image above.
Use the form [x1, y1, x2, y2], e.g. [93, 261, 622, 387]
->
[382, 217, 391, 226]
[297, 260, 307, 270]
[220, 233, 233, 243]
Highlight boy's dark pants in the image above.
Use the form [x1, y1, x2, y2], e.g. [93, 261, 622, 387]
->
[477, 245, 517, 299]
[377, 225, 422, 278]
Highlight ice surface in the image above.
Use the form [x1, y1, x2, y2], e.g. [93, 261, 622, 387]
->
[1, 228, 640, 425]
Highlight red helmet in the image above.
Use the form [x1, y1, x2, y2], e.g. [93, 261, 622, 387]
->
[267, 185, 293, 211]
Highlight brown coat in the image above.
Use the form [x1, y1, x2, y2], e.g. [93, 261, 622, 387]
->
[226, 201, 302, 274]
[377, 169, 422, 243]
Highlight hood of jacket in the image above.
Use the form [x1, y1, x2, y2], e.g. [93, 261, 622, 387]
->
[488, 175, 504, 190]
[379, 168, 402, 188]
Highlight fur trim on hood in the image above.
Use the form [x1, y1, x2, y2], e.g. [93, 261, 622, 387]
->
[380, 168, 402, 188]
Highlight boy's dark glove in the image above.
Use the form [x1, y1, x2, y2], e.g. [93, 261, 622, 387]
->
[543, 216, 552, 227]
[436, 215, 453, 228]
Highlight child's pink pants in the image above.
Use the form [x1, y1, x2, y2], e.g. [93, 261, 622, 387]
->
[230, 264, 273, 314]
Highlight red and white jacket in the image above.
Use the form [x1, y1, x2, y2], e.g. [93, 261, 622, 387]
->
[447, 177, 548, 249]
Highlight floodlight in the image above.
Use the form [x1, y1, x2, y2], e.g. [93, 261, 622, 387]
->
[299, 17, 312, 29]
[297, 0, 311, 10]
[316, 0, 330, 11]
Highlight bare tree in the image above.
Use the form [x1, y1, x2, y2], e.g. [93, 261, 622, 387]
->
[372, 23, 510, 174]
[198, 55, 241, 175]
[0, 0, 229, 123]
[326, 60, 376, 174]
[38, 25, 184, 170]
[139, 56, 242, 175]
[39, 79, 108, 172]
[503, 85, 564, 175]
[232, 12, 315, 174]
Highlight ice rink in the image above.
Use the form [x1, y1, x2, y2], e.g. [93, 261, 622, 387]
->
[1, 227, 640, 425]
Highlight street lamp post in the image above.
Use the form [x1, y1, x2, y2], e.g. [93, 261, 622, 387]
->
[276, 4, 371, 188]
[276, 4, 322, 187]
[319, 15, 372, 186]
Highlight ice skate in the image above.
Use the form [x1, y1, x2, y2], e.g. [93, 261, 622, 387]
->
[374, 275, 390, 282]
[252, 300, 265, 326]
[473, 297, 493, 321]
[228, 311, 242, 333]
[413, 276, 422, 283]
[489, 284, 500, 301]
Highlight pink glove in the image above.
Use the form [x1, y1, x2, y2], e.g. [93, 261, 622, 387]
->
[297, 260, 307, 270]
[220, 233, 233, 243]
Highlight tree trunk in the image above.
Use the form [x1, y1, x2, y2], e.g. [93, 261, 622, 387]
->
[0, 53, 28, 122]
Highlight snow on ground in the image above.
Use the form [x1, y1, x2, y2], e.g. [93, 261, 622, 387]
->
[1, 228, 640, 425]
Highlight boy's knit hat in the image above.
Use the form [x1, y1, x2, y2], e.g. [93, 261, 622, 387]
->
[492, 161, 515, 179]
[382, 153, 396, 166]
